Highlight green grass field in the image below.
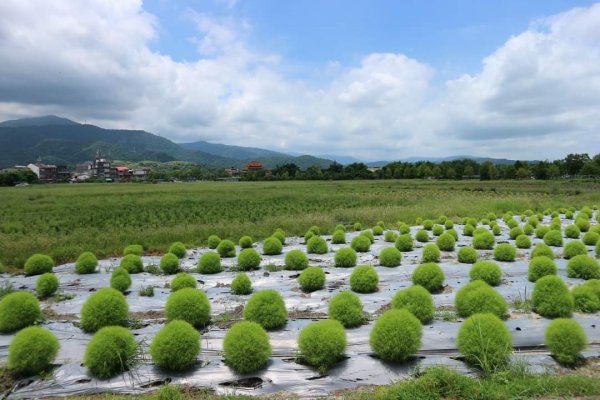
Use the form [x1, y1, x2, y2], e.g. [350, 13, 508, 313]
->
[1, 179, 599, 267]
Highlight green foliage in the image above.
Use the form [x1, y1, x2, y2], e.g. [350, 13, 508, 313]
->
[544, 230, 563, 247]
[170, 272, 197, 292]
[207, 235, 221, 249]
[492, 224, 502, 236]
[432, 224, 444, 236]
[523, 223, 535, 235]
[123, 244, 144, 256]
[150, 320, 200, 371]
[350, 235, 371, 252]
[8, 326, 59, 376]
[373, 225, 384, 236]
[80, 288, 128, 333]
[567, 255, 600, 279]
[463, 224, 475, 237]
[370, 309, 422, 362]
[532, 275, 573, 318]
[423, 219, 434, 230]
[391, 285, 433, 324]
[231, 273, 252, 295]
[262, 236, 283, 255]
[160, 253, 180, 274]
[563, 240, 587, 259]
[75, 251, 98, 274]
[198, 251, 222, 274]
[350, 265, 379, 293]
[583, 231, 600, 246]
[360, 230, 375, 243]
[515, 234, 531, 249]
[528, 256, 557, 282]
[0, 291, 41, 333]
[565, 224, 581, 239]
[165, 288, 211, 328]
[217, 239, 236, 257]
[169, 242, 187, 259]
[284, 249, 308, 270]
[334, 247, 357, 268]
[237, 248, 261, 271]
[244, 289, 288, 330]
[412, 262, 444, 293]
[455, 280, 507, 318]
[110, 267, 132, 293]
[572, 284, 600, 312]
[119, 254, 143, 274]
[457, 313, 512, 375]
[575, 217, 590, 232]
[469, 261, 502, 286]
[397, 222, 410, 234]
[509, 226, 524, 240]
[272, 228, 286, 245]
[309, 225, 321, 235]
[307, 236, 328, 254]
[36, 272, 59, 298]
[298, 319, 346, 372]
[535, 225, 551, 239]
[304, 230, 315, 243]
[422, 243, 441, 263]
[436, 233, 455, 251]
[545, 318, 587, 366]
[332, 229, 346, 244]
[24, 254, 54, 276]
[395, 234, 413, 251]
[139, 285, 154, 297]
[328, 290, 363, 328]
[473, 231, 495, 250]
[379, 247, 402, 267]
[444, 219, 454, 229]
[84, 326, 137, 379]
[298, 266, 326, 292]
[415, 230, 429, 243]
[458, 247, 478, 264]
[223, 321, 271, 374]
[335, 224, 346, 232]
[384, 230, 397, 243]
[238, 235, 253, 248]
[531, 242, 555, 259]
[493, 243, 516, 262]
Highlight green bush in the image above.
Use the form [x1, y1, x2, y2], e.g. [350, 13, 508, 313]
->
[370, 309, 422, 362]
[463, 224, 475, 237]
[208, 235, 221, 249]
[545, 318, 587, 366]
[351, 235, 371, 252]
[565, 224, 581, 239]
[515, 234, 531, 249]
[239, 235, 253, 248]
[492, 224, 502, 236]
[160, 253, 180, 274]
[415, 230, 429, 243]
[124, 244, 144, 256]
[455, 280, 507, 318]
[528, 256, 557, 282]
[550, 218, 562, 231]
[244, 289, 288, 330]
[169, 242, 187, 259]
[457, 313, 512, 374]
[332, 230, 346, 244]
[304, 230, 315, 243]
[432, 225, 444, 236]
[576, 217, 590, 232]
[350, 265, 379, 293]
[8, 326, 59, 376]
[523, 223, 535, 235]
[119, 254, 143, 274]
[531, 243, 555, 259]
[395, 234, 414, 251]
[298, 319, 346, 372]
[532, 275, 573, 318]
[457, 247, 478, 264]
[373, 225, 384, 236]
[422, 244, 441, 263]
[0, 291, 41, 333]
[84, 326, 137, 379]
[412, 262, 444, 293]
[572, 285, 600, 312]
[263, 236, 283, 255]
[397, 222, 410, 234]
[75, 251, 98, 274]
[583, 231, 600, 246]
[231, 273, 252, 295]
[306, 236, 328, 254]
[36, 272, 59, 298]
[422, 219, 433, 230]
[284, 249, 308, 270]
[384, 230, 398, 243]
[361, 230, 375, 243]
[309, 225, 321, 235]
[567, 255, 600, 279]
[391, 285, 433, 324]
[335, 224, 346, 232]
[80, 288, 128, 333]
[237, 248, 261, 271]
[507, 219, 519, 229]
[379, 247, 402, 267]
[217, 239, 237, 257]
[328, 291, 363, 328]
[509, 226, 524, 240]
[563, 240, 587, 259]
[298, 266, 326, 292]
[473, 231, 495, 250]
[334, 247, 357, 268]
[444, 219, 454, 229]
[24, 254, 54, 276]
[436, 233, 455, 251]
[493, 243, 516, 262]
[110, 267, 131, 293]
[170, 273, 197, 292]
[272, 228, 286, 245]
[150, 320, 200, 371]
[165, 288, 210, 328]
[469, 261, 501, 286]
[198, 251, 222, 274]
[544, 230, 563, 247]
[223, 321, 271, 374]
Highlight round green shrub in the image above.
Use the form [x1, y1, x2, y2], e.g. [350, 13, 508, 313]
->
[332, 230, 346, 244]
[8, 327, 59, 376]
[576, 217, 590, 232]
[493, 243, 516, 262]
[544, 230, 563, 247]
[354, 222, 362, 231]
[370, 309, 422, 362]
[563, 240, 587, 259]
[360, 230, 375, 243]
[123, 244, 143, 256]
[207, 235, 221, 249]
[379, 247, 402, 267]
[0, 292, 42, 334]
[169, 242, 187, 259]
[198, 251, 222, 274]
[284, 249, 308, 270]
[458, 247, 478, 264]
[110, 267, 131, 293]
[550, 218, 562, 231]
[298, 266, 326, 292]
[395, 234, 413, 251]
[150, 320, 200, 371]
[24, 254, 54, 276]
[565, 224, 581, 239]
[239, 235, 253, 248]
[84, 326, 137, 379]
[334, 247, 357, 268]
[506, 219, 519, 229]
[384, 230, 398, 243]
[217, 239, 237, 258]
[165, 288, 210, 328]
[535, 225, 551, 239]
[272, 228, 286, 245]
[531, 243, 555, 259]
[160, 253, 180, 274]
[391, 285, 433, 324]
[412, 262, 444, 293]
[170, 272, 197, 292]
[545, 318, 587, 366]
[351, 235, 371, 252]
[422, 219, 434, 230]
[223, 321, 271, 374]
[532, 275, 573, 318]
[455, 281, 507, 318]
[231, 273, 252, 295]
[473, 231, 495, 250]
[328, 291, 363, 328]
[75, 251, 98, 274]
[463, 224, 475, 237]
[572, 285, 600, 312]
[397, 222, 410, 234]
[509, 226, 524, 240]
[304, 230, 315, 243]
[80, 288, 128, 333]
[523, 223, 535, 236]
[444, 219, 454, 229]
[436, 233, 455, 251]
[244, 289, 288, 330]
[415, 230, 429, 243]
[432, 225, 444, 236]
[422, 244, 441, 263]
[335, 224, 346, 232]
[457, 313, 512, 373]
[237, 248, 261, 271]
[567, 255, 600, 279]
[263, 236, 283, 255]
[350, 265, 379, 293]
[307, 236, 328, 254]
[309, 225, 321, 235]
[298, 320, 346, 372]
[119, 254, 143, 274]
[373, 225, 384, 236]
[36, 272, 59, 298]
[515, 234, 531, 249]
[492, 224, 502, 236]
[583, 231, 600, 246]
[528, 256, 557, 282]
[469, 261, 501, 286]
[447, 228, 459, 240]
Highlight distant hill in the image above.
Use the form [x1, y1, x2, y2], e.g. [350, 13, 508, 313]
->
[0, 115, 80, 128]
[366, 155, 517, 167]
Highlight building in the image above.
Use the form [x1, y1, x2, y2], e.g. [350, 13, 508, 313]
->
[90, 151, 112, 178]
[132, 168, 151, 179]
[27, 163, 70, 182]
[113, 166, 133, 182]
[243, 160, 264, 172]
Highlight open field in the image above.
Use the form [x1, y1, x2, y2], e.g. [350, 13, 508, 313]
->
[1, 180, 600, 268]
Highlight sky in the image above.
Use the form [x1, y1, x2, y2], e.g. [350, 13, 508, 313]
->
[0, 0, 599, 161]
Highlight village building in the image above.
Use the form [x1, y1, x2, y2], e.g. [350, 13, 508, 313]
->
[89, 151, 111, 178]
[243, 160, 264, 172]
[27, 162, 70, 182]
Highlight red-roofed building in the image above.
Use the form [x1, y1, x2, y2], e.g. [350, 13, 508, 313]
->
[243, 160, 264, 172]
[113, 165, 132, 181]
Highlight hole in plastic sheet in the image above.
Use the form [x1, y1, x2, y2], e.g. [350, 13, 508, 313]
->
[219, 377, 263, 388]
[141, 378, 171, 388]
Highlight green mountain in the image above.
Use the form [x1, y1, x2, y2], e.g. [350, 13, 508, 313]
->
[180, 140, 288, 160]
[0, 115, 80, 128]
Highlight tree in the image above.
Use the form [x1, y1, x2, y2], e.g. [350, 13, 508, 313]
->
[479, 161, 498, 181]
[563, 153, 591, 176]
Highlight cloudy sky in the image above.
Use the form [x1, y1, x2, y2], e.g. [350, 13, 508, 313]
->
[1, 0, 599, 161]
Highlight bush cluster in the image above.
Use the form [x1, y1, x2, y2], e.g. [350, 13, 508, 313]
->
[528, 256, 557, 282]
[244, 290, 288, 330]
[576, 217, 590, 232]
[298, 319, 346, 372]
[334, 247, 357, 268]
[369, 309, 422, 362]
[563, 240, 587, 259]
[349, 265, 379, 293]
[261, 237, 282, 255]
[583, 231, 600, 246]
[458, 247, 478, 264]
[150, 320, 200, 371]
[432, 225, 444, 236]
[272, 228, 286, 245]
[391, 285, 433, 324]
[237, 248, 261, 271]
[124, 244, 144, 256]
[84, 326, 137, 379]
[360, 230, 375, 243]
[239, 235, 253, 248]
[567, 255, 600, 279]
[543, 230, 563, 247]
[198, 251, 222, 274]
[207, 235, 221, 249]
[223, 321, 271, 374]
[455, 281, 507, 318]
[373, 225, 384, 236]
[515, 234, 531, 249]
[423, 219, 434, 230]
[415, 230, 429, 243]
[284, 249, 308, 270]
[545, 318, 587, 366]
[8, 326, 59, 376]
[24, 254, 54, 276]
[160, 253, 180, 274]
[298, 266, 326, 292]
[80, 288, 128, 333]
[531, 243, 555, 259]
[472, 231, 495, 250]
[422, 244, 441, 263]
[110, 267, 132, 293]
[509, 227, 524, 240]
[351, 235, 371, 252]
[463, 224, 475, 237]
[469, 261, 501, 286]
[412, 263, 445, 293]
[36, 272, 59, 298]
[436, 233, 455, 251]
[328, 291, 363, 328]
[120, 254, 143, 274]
[493, 243, 516, 262]
[165, 288, 211, 328]
[170, 272, 197, 292]
[384, 230, 398, 243]
[572, 284, 600, 312]
[535, 225, 550, 239]
[0, 291, 42, 333]
[565, 224, 581, 239]
[217, 239, 237, 258]
[231, 273, 252, 295]
[532, 275, 573, 318]
[332, 230, 346, 244]
[75, 252, 98, 274]
[169, 242, 187, 259]
[379, 247, 402, 267]
[395, 234, 414, 252]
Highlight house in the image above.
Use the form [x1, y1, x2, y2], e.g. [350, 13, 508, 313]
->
[90, 151, 111, 178]
[243, 160, 264, 172]
[27, 162, 69, 182]
[113, 166, 132, 182]
[132, 168, 151, 179]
